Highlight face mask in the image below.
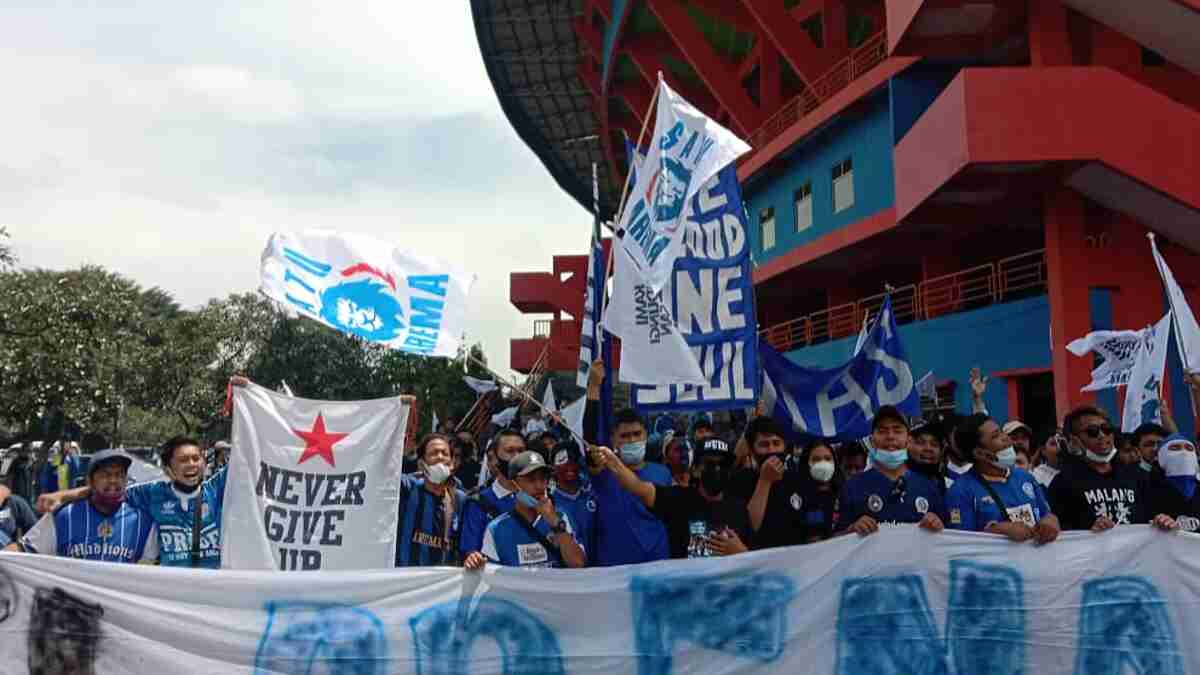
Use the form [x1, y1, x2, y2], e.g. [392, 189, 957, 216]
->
[992, 446, 1017, 470]
[496, 455, 512, 481]
[870, 448, 908, 469]
[1139, 460, 1153, 472]
[700, 464, 727, 495]
[516, 491, 541, 509]
[810, 461, 835, 483]
[620, 441, 647, 466]
[1159, 445, 1200, 478]
[425, 462, 452, 485]
[92, 489, 125, 512]
[1085, 447, 1117, 464]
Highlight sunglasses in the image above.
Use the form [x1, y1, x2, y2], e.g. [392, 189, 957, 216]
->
[1082, 424, 1116, 439]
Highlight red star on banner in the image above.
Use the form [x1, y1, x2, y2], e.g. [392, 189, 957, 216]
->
[293, 413, 349, 468]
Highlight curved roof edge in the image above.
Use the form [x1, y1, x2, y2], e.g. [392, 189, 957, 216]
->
[471, 1, 617, 220]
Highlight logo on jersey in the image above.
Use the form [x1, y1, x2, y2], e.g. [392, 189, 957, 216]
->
[949, 508, 962, 525]
[1022, 482, 1035, 499]
[790, 494, 802, 511]
[586, 499, 597, 513]
[867, 494, 883, 513]
[915, 497, 929, 515]
[97, 520, 113, 539]
[163, 502, 175, 514]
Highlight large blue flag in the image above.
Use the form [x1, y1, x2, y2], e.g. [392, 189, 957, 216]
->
[760, 297, 918, 440]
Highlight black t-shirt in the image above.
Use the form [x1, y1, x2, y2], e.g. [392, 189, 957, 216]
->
[455, 460, 482, 491]
[728, 467, 808, 550]
[651, 485, 753, 559]
[796, 480, 839, 543]
[1047, 460, 1186, 530]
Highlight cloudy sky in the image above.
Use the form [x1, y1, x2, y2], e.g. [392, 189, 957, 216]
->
[1, 2, 589, 376]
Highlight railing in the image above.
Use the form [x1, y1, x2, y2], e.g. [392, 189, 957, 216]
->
[747, 31, 889, 152]
[760, 249, 1048, 352]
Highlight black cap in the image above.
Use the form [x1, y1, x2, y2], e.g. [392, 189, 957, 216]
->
[697, 438, 732, 459]
[871, 405, 910, 432]
[910, 418, 942, 441]
[88, 448, 133, 479]
[508, 450, 552, 479]
[552, 439, 583, 467]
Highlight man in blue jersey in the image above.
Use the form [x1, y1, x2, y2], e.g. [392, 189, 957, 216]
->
[549, 439, 596, 558]
[585, 408, 672, 565]
[835, 406, 946, 536]
[38, 436, 227, 568]
[38, 441, 83, 498]
[946, 414, 1060, 542]
[395, 433, 467, 567]
[459, 429, 524, 561]
[465, 451, 585, 570]
[8, 449, 158, 563]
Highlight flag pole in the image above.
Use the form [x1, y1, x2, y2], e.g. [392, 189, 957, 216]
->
[466, 353, 589, 449]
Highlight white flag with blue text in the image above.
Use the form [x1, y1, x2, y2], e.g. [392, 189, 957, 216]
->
[260, 230, 475, 358]
[614, 79, 750, 292]
[1122, 312, 1172, 433]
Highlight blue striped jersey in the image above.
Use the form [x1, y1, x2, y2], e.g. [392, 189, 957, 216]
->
[459, 481, 516, 555]
[125, 466, 227, 568]
[394, 474, 466, 567]
[21, 500, 156, 563]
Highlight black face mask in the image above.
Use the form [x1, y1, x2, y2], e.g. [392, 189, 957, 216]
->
[907, 460, 941, 479]
[496, 456, 511, 481]
[700, 464, 728, 496]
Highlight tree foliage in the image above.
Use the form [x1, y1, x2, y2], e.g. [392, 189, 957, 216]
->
[0, 267, 487, 446]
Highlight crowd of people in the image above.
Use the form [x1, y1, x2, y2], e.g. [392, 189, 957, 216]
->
[3, 366, 1200, 571]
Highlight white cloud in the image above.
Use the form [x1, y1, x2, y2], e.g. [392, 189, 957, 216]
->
[0, 2, 591, 377]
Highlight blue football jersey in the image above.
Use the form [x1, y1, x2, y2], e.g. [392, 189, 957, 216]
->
[22, 500, 155, 563]
[835, 467, 946, 531]
[946, 468, 1051, 531]
[552, 485, 596, 560]
[394, 474, 466, 567]
[459, 481, 516, 555]
[480, 511, 579, 569]
[126, 466, 227, 568]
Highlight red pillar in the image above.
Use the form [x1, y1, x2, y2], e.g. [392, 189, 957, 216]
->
[1028, 0, 1072, 66]
[1045, 187, 1095, 423]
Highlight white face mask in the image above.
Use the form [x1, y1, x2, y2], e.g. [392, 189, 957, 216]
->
[425, 462, 452, 485]
[1085, 447, 1117, 464]
[1159, 443, 1200, 477]
[810, 461, 835, 483]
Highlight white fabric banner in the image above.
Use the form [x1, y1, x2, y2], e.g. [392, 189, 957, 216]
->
[1123, 313, 1173, 432]
[1067, 327, 1143, 391]
[614, 79, 750, 293]
[3, 527, 1200, 673]
[260, 230, 475, 358]
[562, 396, 586, 443]
[491, 405, 518, 427]
[542, 382, 558, 413]
[463, 376, 498, 396]
[606, 245, 707, 385]
[1151, 234, 1200, 373]
[224, 383, 409, 571]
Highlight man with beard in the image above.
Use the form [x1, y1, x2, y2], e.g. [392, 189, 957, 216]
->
[590, 438, 750, 559]
[9, 449, 157, 563]
[550, 439, 596, 558]
[38, 436, 226, 568]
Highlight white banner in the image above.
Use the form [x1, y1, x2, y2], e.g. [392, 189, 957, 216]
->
[1067, 327, 1143, 391]
[463, 376, 498, 396]
[260, 230, 475, 358]
[1123, 313, 1173, 432]
[2, 527, 1199, 673]
[615, 79, 750, 293]
[1151, 233, 1200, 373]
[224, 383, 409, 571]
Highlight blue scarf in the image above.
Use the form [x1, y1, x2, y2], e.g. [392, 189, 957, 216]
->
[1169, 476, 1197, 500]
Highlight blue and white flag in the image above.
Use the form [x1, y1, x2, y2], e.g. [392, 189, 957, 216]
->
[614, 79, 750, 293]
[631, 164, 759, 411]
[760, 298, 918, 440]
[1122, 312, 1172, 433]
[260, 230, 475, 358]
[577, 190, 607, 387]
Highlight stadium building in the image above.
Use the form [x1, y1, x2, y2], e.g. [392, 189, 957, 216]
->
[472, 0, 1200, 435]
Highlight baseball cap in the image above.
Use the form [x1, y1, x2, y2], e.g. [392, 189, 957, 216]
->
[508, 450, 552, 479]
[1002, 420, 1032, 436]
[871, 405, 910, 431]
[87, 448, 133, 478]
[697, 438, 732, 459]
[910, 418, 943, 441]
[552, 439, 583, 467]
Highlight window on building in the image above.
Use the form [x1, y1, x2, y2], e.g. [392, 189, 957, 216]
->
[760, 207, 776, 250]
[794, 182, 813, 231]
[832, 158, 854, 213]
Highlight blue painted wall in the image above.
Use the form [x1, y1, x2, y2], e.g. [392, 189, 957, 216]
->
[888, 63, 961, 144]
[783, 296, 1053, 420]
[745, 92, 896, 265]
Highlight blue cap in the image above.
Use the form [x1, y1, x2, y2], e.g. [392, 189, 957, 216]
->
[87, 448, 133, 478]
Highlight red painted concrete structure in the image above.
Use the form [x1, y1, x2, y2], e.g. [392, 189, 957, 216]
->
[502, 0, 1200, 428]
